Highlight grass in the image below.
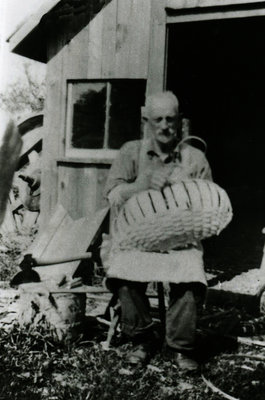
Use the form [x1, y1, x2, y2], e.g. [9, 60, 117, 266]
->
[1, 322, 265, 400]
[1, 226, 265, 399]
[0, 325, 217, 400]
[0, 226, 37, 281]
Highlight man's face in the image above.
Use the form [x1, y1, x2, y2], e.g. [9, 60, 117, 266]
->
[147, 98, 179, 146]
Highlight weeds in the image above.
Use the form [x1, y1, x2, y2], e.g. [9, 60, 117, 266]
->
[0, 325, 216, 400]
[0, 226, 37, 281]
[1, 227, 265, 399]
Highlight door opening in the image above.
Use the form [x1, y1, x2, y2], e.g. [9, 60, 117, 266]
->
[167, 17, 265, 276]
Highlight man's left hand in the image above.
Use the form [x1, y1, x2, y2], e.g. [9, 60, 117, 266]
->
[149, 168, 169, 191]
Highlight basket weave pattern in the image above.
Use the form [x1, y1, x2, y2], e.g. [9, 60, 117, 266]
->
[113, 179, 233, 252]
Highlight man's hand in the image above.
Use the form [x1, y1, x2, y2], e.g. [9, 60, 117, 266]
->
[108, 164, 173, 207]
[149, 168, 169, 191]
[134, 171, 152, 192]
[108, 174, 151, 207]
[168, 166, 189, 184]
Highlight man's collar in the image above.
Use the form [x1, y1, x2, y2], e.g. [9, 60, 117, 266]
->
[145, 138, 181, 163]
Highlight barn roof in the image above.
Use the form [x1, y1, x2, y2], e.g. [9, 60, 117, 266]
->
[8, 0, 265, 63]
[7, 0, 110, 63]
[7, 0, 61, 63]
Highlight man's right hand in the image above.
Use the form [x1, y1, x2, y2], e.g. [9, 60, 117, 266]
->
[134, 171, 152, 192]
[108, 171, 152, 207]
[149, 168, 169, 191]
[108, 166, 170, 207]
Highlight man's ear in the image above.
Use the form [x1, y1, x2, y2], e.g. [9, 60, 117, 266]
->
[141, 106, 148, 123]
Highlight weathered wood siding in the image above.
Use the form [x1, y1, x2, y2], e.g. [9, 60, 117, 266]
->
[57, 163, 109, 219]
[41, 0, 152, 225]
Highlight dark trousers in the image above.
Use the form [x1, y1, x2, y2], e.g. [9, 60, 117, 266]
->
[106, 278, 206, 352]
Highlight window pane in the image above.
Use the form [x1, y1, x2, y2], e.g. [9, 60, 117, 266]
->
[108, 80, 146, 149]
[71, 83, 106, 149]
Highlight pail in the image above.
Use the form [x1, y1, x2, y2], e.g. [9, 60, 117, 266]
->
[19, 283, 86, 341]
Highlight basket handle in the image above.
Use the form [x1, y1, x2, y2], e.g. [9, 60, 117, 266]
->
[177, 135, 207, 154]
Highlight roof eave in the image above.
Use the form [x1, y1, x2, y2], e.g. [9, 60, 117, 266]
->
[7, 0, 61, 63]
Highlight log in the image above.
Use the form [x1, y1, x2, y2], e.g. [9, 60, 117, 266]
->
[18, 282, 86, 341]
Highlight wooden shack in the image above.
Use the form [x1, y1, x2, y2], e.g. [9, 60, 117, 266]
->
[8, 0, 265, 271]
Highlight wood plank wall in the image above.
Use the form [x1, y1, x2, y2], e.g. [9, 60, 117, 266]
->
[41, 0, 152, 226]
[57, 163, 109, 220]
[146, 0, 167, 95]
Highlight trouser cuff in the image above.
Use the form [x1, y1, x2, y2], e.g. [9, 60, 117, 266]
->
[121, 321, 156, 339]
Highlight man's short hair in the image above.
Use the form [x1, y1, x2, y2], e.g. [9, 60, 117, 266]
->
[144, 91, 179, 118]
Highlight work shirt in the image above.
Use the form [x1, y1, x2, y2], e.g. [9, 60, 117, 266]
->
[105, 138, 212, 198]
[104, 138, 213, 285]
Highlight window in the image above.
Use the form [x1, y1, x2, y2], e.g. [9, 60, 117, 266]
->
[66, 80, 146, 159]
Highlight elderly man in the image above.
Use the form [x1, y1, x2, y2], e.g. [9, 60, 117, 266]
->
[104, 91, 212, 371]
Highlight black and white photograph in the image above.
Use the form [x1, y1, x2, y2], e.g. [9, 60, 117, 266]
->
[0, 1, 265, 399]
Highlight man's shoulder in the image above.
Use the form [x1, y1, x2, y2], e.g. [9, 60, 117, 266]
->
[119, 139, 142, 154]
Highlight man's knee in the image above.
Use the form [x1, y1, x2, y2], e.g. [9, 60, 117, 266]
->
[105, 278, 127, 293]
[117, 282, 148, 302]
[169, 283, 206, 303]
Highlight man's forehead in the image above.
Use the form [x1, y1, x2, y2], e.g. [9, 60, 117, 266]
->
[149, 98, 178, 117]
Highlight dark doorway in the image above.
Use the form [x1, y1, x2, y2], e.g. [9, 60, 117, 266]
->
[167, 17, 265, 276]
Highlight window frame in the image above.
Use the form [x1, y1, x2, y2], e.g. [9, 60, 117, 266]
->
[65, 79, 146, 161]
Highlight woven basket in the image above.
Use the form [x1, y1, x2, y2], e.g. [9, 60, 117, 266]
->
[113, 179, 233, 252]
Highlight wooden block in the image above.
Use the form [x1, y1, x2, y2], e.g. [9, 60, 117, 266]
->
[18, 282, 86, 341]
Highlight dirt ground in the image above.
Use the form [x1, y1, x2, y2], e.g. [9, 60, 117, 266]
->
[1, 227, 265, 400]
